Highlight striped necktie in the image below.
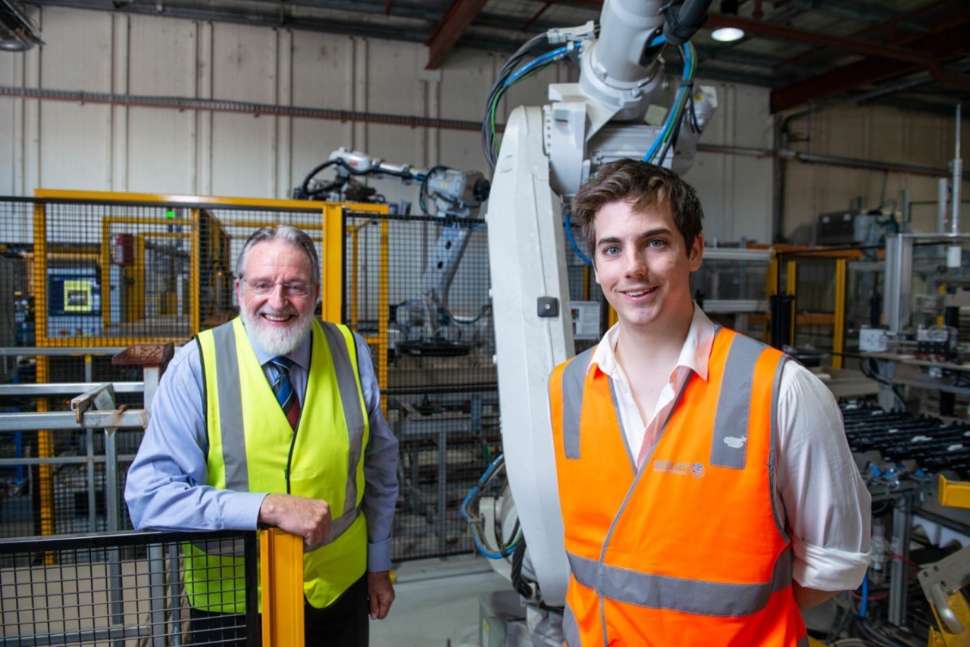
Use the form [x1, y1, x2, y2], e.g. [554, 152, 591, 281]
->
[267, 356, 301, 430]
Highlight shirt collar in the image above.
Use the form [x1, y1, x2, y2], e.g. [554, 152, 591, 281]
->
[244, 321, 312, 371]
[590, 304, 717, 382]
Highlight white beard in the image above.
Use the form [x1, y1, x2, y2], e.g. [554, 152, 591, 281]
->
[240, 307, 314, 357]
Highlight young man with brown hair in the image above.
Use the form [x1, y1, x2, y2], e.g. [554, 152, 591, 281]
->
[547, 160, 870, 645]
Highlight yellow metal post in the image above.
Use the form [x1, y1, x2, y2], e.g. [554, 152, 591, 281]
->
[100, 219, 112, 334]
[833, 259, 847, 369]
[349, 225, 360, 328]
[786, 260, 797, 346]
[36, 357, 54, 562]
[134, 234, 146, 322]
[766, 256, 779, 297]
[260, 528, 305, 647]
[33, 203, 48, 345]
[32, 202, 54, 549]
[378, 219, 390, 393]
[322, 204, 344, 323]
[191, 209, 201, 334]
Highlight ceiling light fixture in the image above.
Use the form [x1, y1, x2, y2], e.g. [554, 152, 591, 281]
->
[712, 0, 744, 43]
[711, 27, 745, 42]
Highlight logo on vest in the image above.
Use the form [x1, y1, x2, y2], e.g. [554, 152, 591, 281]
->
[723, 435, 746, 449]
[653, 460, 705, 479]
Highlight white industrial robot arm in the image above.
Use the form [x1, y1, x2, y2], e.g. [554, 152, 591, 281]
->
[481, 0, 715, 610]
[293, 147, 491, 348]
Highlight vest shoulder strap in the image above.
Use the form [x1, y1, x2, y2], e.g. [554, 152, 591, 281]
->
[559, 347, 595, 460]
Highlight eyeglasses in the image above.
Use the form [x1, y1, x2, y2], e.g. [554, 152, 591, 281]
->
[241, 278, 313, 297]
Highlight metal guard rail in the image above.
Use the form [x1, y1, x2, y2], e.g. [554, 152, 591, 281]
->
[0, 529, 260, 647]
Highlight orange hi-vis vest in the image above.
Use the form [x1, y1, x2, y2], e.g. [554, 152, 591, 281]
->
[549, 328, 808, 647]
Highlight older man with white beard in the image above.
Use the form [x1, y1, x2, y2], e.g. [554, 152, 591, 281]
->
[125, 225, 399, 647]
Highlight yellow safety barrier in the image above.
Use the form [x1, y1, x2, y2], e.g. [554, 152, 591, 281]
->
[260, 528, 305, 647]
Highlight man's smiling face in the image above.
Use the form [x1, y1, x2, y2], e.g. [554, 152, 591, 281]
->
[236, 238, 319, 356]
[593, 199, 703, 333]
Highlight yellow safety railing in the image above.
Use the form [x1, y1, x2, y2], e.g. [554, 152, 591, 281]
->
[260, 529, 306, 647]
[28, 189, 391, 534]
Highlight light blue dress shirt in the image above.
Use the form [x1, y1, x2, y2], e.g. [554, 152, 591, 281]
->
[124, 322, 400, 572]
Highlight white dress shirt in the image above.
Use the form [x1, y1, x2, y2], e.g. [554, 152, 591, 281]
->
[591, 306, 871, 591]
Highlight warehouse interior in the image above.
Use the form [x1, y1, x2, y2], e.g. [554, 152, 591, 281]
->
[0, 0, 969, 645]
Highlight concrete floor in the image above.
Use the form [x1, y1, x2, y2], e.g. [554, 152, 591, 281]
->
[370, 555, 510, 647]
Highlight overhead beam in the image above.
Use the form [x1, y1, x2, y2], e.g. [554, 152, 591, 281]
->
[770, 20, 970, 113]
[931, 68, 970, 93]
[425, 0, 488, 70]
[706, 14, 937, 66]
[780, 0, 958, 68]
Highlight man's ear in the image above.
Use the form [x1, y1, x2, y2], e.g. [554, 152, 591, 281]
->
[688, 233, 704, 272]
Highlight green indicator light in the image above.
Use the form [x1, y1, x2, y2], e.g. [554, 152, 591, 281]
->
[165, 209, 176, 219]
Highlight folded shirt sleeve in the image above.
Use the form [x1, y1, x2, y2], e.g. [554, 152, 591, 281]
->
[776, 361, 872, 591]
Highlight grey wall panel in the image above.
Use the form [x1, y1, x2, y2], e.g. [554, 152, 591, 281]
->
[128, 15, 196, 97]
[783, 105, 970, 239]
[439, 49, 496, 122]
[0, 104, 12, 196]
[39, 102, 112, 190]
[439, 130, 484, 174]
[211, 23, 276, 104]
[0, 48, 14, 195]
[40, 8, 112, 92]
[684, 82, 773, 244]
[291, 31, 354, 110]
[211, 112, 276, 197]
[0, 58, 15, 196]
[127, 107, 196, 194]
[366, 39, 424, 119]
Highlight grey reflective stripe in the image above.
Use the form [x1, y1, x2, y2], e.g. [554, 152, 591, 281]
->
[567, 548, 793, 617]
[562, 605, 582, 647]
[212, 322, 248, 491]
[561, 348, 594, 459]
[710, 334, 767, 469]
[322, 506, 361, 546]
[607, 378, 636, 470]
[769, 356, 789, 538]
[319, 321, 366, 517]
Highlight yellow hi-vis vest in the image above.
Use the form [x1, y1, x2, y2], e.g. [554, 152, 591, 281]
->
[185, 317, 370, 612]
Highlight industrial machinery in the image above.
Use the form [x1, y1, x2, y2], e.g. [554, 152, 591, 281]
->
[465, 0, 718, 641]
[46, 263, 102, 339]
[853, 105, 967, 415]
[918, 476, 970, 647]
[294, 147, 492, 358]
[838, 403, 970, 645]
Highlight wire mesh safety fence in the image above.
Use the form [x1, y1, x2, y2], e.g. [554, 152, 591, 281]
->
[0, 530, 259, 646]
[0, 195, 610, 564]
[0, 197, 327, 357]
[0, 425, 144, 539]
[344, 211, 501, 560]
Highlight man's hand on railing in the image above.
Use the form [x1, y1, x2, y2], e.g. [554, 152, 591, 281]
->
[258, 494, 332, 550]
